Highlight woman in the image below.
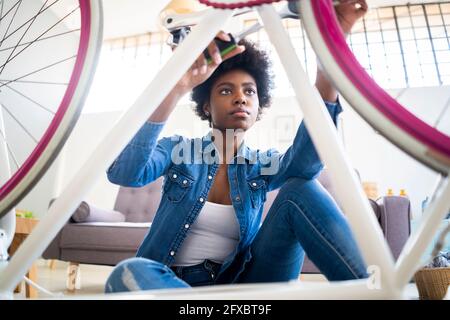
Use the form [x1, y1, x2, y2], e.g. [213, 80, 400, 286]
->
[105, 1, 369, 292]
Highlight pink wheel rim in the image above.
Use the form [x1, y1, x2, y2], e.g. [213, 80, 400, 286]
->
[311, 1, 450, 161]
[199, 0, 281, 9]
[0, 0, 92, 202]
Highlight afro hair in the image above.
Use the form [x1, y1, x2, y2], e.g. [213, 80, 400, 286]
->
[191, 39, 274, 125]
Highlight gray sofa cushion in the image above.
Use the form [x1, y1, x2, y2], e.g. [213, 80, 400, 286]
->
[60, 223, 151, 252]
[71, 201, 126, 223]
[70, 201, 90, 222]
[377, 196, 411, 260]
[114, 178, 163, 222]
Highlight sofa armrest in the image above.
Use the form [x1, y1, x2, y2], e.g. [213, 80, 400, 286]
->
[376, 196, 411, 260]
[49, 198, 126, 223]
[42, 229, 63, 260]
[70, 201, 126, 223]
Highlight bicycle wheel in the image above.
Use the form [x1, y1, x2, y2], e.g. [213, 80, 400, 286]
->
[0, 0, 103, 218]
[300, 0, 450, 176]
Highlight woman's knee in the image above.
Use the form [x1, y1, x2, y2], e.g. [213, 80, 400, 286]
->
[105, 257, 172, 293]
[277, 176, 323, 201]
[287, 175, 315, 189]
[265, 177, 318, 219]
[272, 175, 344, 229]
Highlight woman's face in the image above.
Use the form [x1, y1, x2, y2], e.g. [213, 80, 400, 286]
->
[205, 69, 259, 132]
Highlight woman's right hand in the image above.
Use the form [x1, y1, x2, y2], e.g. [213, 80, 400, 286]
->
[148, 31, 245, 123]
[174, 31, 245, 94]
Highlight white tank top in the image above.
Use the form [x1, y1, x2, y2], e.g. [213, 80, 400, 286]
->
[173, 201, 240, 266]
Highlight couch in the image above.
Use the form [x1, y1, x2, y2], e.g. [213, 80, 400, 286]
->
[43, 169, 411, 277]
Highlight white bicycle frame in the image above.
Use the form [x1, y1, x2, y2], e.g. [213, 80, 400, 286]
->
[0, 0, 449, 299]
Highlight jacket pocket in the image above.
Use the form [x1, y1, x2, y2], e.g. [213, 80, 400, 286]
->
[247, 179, 267, 209]
[163, 168, 194, 203]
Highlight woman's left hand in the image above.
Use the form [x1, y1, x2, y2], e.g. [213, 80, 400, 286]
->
[335, 0, 368, 34]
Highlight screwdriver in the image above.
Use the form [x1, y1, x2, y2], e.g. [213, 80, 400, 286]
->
[203, 22, 263, 64]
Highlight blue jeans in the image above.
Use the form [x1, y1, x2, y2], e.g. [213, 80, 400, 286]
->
[105, 177, 368, 293]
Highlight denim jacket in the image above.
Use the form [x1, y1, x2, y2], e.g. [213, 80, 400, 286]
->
[107, 100, 342, 283]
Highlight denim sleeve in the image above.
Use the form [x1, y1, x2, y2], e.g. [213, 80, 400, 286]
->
[107, 121, 175, 187]
[264, 99, 343, 191]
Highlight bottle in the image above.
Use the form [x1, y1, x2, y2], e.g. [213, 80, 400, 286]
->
[387, 188, 394, 196]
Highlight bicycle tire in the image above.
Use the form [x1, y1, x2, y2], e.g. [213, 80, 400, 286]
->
[300, 0, 450, 176]
[0, 0, 103, 218]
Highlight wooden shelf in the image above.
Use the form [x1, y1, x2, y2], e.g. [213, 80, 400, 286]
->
[15, 217, 39, 235]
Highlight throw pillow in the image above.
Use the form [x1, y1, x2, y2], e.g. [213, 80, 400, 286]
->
[71, 201, 125, 223]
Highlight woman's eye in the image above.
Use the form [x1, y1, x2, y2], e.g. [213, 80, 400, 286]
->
[245, 88, 256, 95]
[219, 88, 232, 95]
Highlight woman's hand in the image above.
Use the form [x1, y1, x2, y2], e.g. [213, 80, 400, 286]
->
[335, 0, 368, 34]
[174, 31, 245, 94]
[147, 31, 244, 123]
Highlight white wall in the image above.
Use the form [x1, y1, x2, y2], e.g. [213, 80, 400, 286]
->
[54, 110, 124, 209]
[15, 152, 63, 219]
[340, 86, 450, 219]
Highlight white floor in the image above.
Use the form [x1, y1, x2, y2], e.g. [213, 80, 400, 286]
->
[12, 259, 422, 300]
[13, 259, 113, 299]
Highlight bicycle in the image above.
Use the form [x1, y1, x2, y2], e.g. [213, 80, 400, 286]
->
[0, 0, 449, 299]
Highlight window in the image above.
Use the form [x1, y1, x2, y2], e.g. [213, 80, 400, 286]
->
[248, 1, 450, 95]
[344, 2, 450, 88]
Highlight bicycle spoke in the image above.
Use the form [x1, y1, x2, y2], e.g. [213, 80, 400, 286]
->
[6, 140, 19, 169]
[0, 0, 21, 47]
[0, 79, 68, 85]
[1, 0, 59, 44]
[0, 1, 49, 74]
[0, 0, 102, 230]
[0, 28, 80, 53]
[5, 141, 19, 169]
[0, 0, 20, 22]
[0, 1, 4, 35]
[0, 127, 20, 170]
[0, 5, 79, 74]
[1, 80, 55, 115]
[1, 102, 38, 144]
[0, 55, 76, 89]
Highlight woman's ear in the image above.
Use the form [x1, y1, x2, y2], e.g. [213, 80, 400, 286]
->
[203, 103, 213, 128]
[256, 107, 263, 121]
[203, 103, 210, 117]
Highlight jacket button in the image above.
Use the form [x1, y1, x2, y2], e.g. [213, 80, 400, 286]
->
[252, 182, 257, 187]
[183, 180, 188, 184]
[170, 251, 175, 256]
[184, 224, 189, 229]
[172, 174, 177, 179]
[208, 175, 213, 180]
[235, 196, 240, 201]
[199, 197, 204, 203]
